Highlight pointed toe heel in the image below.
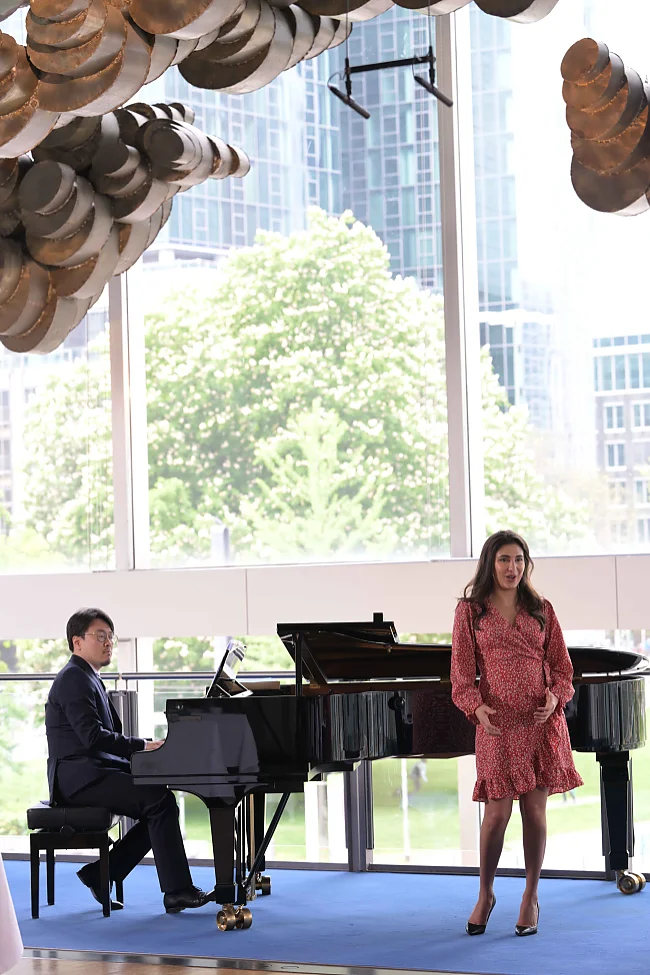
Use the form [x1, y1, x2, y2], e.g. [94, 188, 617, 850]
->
[466, 894, 496, 936]
[515, 902, 539, 937]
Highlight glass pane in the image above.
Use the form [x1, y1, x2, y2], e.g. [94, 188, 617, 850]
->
[0, 299, 113, 574]
[470, 2, 650, 554]
[0, 679, 49, 853]
[5, 638, 70, 675]
[140, 9, 448, 569]
[372, 757, 463, 866]
[268, 774, 347, 864]
[147, 635, 293, 674]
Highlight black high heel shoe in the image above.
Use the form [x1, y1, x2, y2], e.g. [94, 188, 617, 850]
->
[466, 894, 496, 936]
[515, 902, 539, 937]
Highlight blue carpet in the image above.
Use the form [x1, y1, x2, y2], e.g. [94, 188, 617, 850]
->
[5, 860, 648, 975]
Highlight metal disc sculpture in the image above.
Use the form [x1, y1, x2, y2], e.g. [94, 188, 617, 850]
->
[0, 99, 249, 352]
[0, 0, 561, 158]
[0, 0, 559, 353]
[562, 37, 650, 216]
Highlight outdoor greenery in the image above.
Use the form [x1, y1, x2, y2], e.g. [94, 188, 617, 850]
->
[22, 209, 589, 566]
[0, 661, 25, 771]
[4, 743, 650, 870]
[6, 208, 590, 675]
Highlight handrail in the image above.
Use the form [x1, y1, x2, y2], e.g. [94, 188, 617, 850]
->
[0, 670, 294, 682]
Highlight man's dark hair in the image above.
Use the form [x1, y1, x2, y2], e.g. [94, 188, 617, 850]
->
[66, 608, 115, 653]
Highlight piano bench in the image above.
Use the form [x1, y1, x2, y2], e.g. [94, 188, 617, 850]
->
[26, 803, 123, 919]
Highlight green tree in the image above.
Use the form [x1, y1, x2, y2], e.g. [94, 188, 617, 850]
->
[238, 399, 399, 560]
[16, 209, 589, 670]
[21, 347, 113, 569]
[13, 639, 70, 676]
[143, 208, 450, 559]
[481, 364, 589, 549]
[0, 660, 27, 767]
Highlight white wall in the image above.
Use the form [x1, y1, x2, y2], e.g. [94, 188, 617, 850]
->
[2, 553, 648, 640]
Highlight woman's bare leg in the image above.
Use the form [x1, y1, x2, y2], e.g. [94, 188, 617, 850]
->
[517, 787, 548, 926]
[467, 797, 513, 924]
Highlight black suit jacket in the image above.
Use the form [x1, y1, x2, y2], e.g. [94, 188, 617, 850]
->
[45, 654, 146, 802]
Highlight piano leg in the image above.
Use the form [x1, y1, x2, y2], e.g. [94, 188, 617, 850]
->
[247, 793, 271, 896]
[208, 804, 254, 931]
[208, 805, 246, 904]
[597, 751, 645, 894]
[208, 792, 292, 930]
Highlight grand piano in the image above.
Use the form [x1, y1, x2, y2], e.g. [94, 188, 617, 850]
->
[132, 613, 650, 929]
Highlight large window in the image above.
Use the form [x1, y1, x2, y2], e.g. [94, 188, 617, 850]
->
[472, 1, 650, 555]
[0, 298, 113, 574]
[136, 9, 449, 570]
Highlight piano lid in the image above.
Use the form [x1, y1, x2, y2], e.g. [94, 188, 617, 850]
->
[277, 613, 650, 684]
[277, 613, 452, 683]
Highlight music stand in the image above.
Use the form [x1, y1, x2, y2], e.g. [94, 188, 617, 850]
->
[206, 640, 252, 698]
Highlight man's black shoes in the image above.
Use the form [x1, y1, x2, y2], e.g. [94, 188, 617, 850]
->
[77, 867, 213, 915]
[77, 863, 123, 911]
[163, 885, 214, 914]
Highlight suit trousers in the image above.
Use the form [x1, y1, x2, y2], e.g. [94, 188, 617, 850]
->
[59, 770, 193, 894]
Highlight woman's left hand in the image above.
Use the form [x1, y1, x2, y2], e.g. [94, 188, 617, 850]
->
[534, 688, 558, 724]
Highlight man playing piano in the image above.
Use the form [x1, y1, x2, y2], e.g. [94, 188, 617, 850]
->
[45, 608, 213, 914]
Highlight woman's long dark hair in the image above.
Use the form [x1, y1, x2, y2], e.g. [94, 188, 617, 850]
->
[462, 530, 546, 630]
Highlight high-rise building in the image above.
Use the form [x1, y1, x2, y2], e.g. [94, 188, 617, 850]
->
[143, 49, 345, 264]
[142, 9, 444, 291]
[594, 334, 650, 549]
[147, 7, 556, 430]
[337, 8, 442, 293]
[469, 7, 561, 427]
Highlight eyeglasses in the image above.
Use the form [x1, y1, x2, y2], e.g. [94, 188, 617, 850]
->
[85, 629, 118, 647]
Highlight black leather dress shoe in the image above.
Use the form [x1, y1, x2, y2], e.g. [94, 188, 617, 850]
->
[466, 894, 496, 935]
[163, 885, 214, 914]
[515, 902, 539, 937]
[77, 863, 123, 911]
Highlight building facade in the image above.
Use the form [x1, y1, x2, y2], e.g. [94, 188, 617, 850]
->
[594, 334, 650, 548]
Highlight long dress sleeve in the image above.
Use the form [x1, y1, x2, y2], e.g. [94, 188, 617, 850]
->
[543, 600, 575, 707]
[451, 601, 483, 723]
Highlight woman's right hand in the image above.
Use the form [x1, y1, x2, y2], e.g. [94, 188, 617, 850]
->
[474, 704, 501, 736]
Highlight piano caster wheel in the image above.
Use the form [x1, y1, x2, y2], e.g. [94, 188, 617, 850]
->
[235, 907, 253, 929]
[217, 905, 253, 931]
[217, 906, 237, 931]
[617, 871, 644, 895]
[256, 875, 271, 896]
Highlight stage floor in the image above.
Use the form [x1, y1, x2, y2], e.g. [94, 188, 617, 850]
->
[6, 861, 648, 975]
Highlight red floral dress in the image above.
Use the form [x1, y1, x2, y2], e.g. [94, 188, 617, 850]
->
[451, 599, 584, 802]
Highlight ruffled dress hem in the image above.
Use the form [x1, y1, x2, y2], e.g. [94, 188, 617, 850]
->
[473, 768, 584, 803]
